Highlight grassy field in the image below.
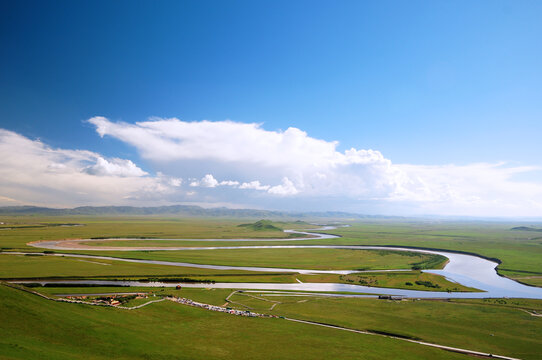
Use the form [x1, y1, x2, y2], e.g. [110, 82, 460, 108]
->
[273, 296, 542, 359]
[2, 216, 541, 283]
[0, 284, 472, 360]
[67, 248, 446, 271]
[0, 217, 308, 250]
[1, 216, 542, 358]
[7, 284, 542, 359]
[218, 289, 542, 359]
[0, 253, 270, 278]
[509, 276, 542, 287]
[305, 221, 542, 286]
[337, 271, 479, 292]
[3, 217, 541, 279]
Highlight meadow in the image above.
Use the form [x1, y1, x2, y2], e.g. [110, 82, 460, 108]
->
[66, 247, 445, 270]
[303, 221, 542, 286]
[3, 283, 542, 359]
[0, 284, 471, 360]
[3, 217, 541, 276]
[1, 215, 542, 359]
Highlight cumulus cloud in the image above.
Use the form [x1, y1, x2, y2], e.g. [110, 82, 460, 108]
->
[168, 177, 183, 187]
[188, 174, 297, 196]
[0, 129, 179, 206]
[87, 116, 397, 197]
[189, 175, 242, 188]
[86, 117, 542, 216]
[190, 174, 219, 188]
[88, 116, 339, 167]
[2, 117, 542, 217]
[219, 180, 240, 186]
[389, 163, 542, 216]
[268, 178, 298, 196]
[84, 157, 147, 177]
[239, 181, 270, 191]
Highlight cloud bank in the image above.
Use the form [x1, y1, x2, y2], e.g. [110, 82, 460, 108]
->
[0, 129, 179, 206]
[1, 117, 541, 217]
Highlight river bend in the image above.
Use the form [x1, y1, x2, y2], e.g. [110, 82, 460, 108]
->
[22, 226, 542, 299]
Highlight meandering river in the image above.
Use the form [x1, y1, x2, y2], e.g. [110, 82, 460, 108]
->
[21, 226, 542, 299]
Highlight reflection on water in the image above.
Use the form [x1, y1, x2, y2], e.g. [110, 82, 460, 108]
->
[11, 245, 542, 299]
[16, 225, 542, 299]
[13, 278, 542, 299]
[29, 230, 340, 250]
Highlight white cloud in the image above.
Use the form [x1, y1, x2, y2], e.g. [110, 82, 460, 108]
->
[84, 157, 147, 177]
[239, 180, 270, 191]
[0, 129, 178, 206]
[189, 175, 241, 188]
[190, 174, 219, 188]
[86, 117, 542, 216]
[187, 174, 297, 196]
[219, 180, 240, 186]
[87, 116, 342, 168]
[2, 117, 542, 217]
[268, 177, 298, 196]
[154, 172, 183, 187]
[389, 163, 542, 216]
[0, 195, 19, 203]
[168, 177, 183, 187]
[87, 117, 397, 197]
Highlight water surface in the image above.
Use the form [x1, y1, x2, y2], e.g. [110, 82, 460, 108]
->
[18, 225, 542, 299]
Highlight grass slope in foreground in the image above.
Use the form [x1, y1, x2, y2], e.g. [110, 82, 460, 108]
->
[13, 285, 542, 359]
[0, 284, 470, 360]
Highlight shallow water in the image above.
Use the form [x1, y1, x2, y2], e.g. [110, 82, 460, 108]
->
[18, 225, 542, 299]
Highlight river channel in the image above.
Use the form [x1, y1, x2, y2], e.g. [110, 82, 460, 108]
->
[21, 226, 542, 299]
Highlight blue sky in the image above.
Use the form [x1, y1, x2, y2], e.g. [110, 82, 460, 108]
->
[1, 1, 541, 216]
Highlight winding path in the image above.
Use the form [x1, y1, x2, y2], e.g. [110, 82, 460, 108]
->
[284, 318, 520, 360]
[2, 282, 519, 360]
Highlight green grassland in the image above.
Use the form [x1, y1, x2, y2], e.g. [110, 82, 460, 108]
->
[511, 276, 542, 287]
[0, 284, 472, 360]
[301, 221, 542, 286]
[76, 240, 298, 248]
[220, 290, 542, 359]
[336, 271, 479, 292]
[69, 248, 446, 271]
[276, 296, 542, 359]
[0, 217, 308, 250]
[0, 253, 274, 279]
[2, 216, 541, 285]
[6, 284, 542, 359]
[2, 216, 542, 358]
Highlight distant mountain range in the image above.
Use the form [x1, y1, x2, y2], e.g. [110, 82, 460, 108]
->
[0, 205, 393, 219]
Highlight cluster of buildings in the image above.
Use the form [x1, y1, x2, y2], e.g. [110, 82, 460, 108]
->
[167, 296, 280, 318]
[378, 295, 405, 300]
[64, 293, 148, 306]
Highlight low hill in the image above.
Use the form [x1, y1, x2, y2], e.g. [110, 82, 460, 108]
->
[511, 226, 542, 232]
[237, 220, 283, 231]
